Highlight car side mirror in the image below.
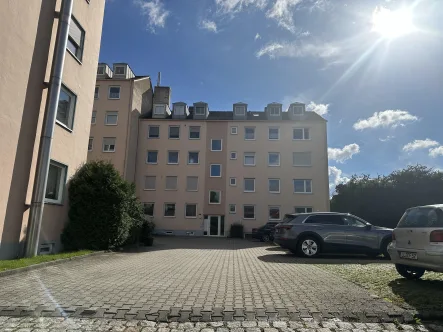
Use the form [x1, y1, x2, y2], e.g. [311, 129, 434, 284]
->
[365, 224, 372, 230]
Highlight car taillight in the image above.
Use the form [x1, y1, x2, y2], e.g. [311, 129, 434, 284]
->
[278, 225, 292, 231]
[430, 230, 443, 242]
[252, 228, 257, 233]
[392, 232, 396, 241]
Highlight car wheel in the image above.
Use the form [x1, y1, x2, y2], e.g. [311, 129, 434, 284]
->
[381, 237, 392, 259]
[297, 237, 321, 258]
[262, 234, 270, 242]
[395, 264, 425, 280]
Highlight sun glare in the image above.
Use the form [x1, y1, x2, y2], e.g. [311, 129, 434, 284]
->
[372, 6, 415, 39]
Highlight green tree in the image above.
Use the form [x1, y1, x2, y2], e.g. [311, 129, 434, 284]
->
[330, 165, 443, 228]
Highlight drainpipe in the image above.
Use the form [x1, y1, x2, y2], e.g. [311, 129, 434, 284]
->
[25, 0, 73, 258]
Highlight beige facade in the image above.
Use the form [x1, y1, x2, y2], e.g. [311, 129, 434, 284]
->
[0, 0, 105, 259]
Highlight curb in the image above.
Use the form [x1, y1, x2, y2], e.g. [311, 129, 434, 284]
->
[0, 251, 110, 278]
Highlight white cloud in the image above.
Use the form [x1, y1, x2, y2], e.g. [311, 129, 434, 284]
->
[266, 0, 302, 33]
[402, 139, 439, 152]
[255, 33, 261, 40]
[256, 40, 340, 59]
[329, 166, 350, 194]
[328, 144, 360, 163]
[379, 135, 395, 142]
[307, 101, 329, 116]
[215, 0, 267, 15]
[200, 19, 218, 33]
[429, 146, 443, 158]
[353, 110, 418, 130]
[135, 0, 169, 32]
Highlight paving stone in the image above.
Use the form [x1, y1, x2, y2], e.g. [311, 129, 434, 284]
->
[273, 321, 287, 328]
[242, 321, 257, 328]
[227, 322, 241, 328]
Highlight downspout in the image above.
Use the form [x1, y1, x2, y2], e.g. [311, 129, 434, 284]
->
[25, 0, 73, 257]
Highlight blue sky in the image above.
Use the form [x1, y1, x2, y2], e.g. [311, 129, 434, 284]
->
[99, 0, 443, 192]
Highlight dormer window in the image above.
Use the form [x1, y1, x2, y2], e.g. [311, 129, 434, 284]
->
[174, 105, 185, 115]
[292, 105, 304, 115]
[195, 106, 205, 115]
[97, 66, 104, 75]
[235, 106, 246, 115]
[270, 106, 280, 115]
[154, 105, 165, 115]
[115, 66, 125, 75]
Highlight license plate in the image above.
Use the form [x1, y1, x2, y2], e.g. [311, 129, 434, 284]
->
[400, 251, 418, 260]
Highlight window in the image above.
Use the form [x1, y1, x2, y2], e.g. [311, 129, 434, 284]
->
[174, 105, 185, 115]
[229, 204, 236, 214]
[210, 164, 221, 177]
[230, 178, 237, 186]
[269, 179, 280, 193]
[342, 215, 367, 227]
[209, 190, 221, 204]
[56, 85, 76, 130]
[305, 215, 344, 225]
[185, 204, 197, 218]
[189, 126, 200, 139]
[148, 125, 160, 138]
[211, 139, 222, 151]
[294, 179, 312, 193]
[188, 151, 199, 164]
[195, 106, 205, 115]
[91, 111, 96, 124]
[245, 127, 255, 140]
[97, 66, 104, 75]
[270, 106, 280, 116]
[268, 152, 280, 166]
[230, 152, 237, 160]
[244, 178, 255, 192]
[105, 111, 118, 125]
[88, 137, 93, 151]
[293, 128, 310, 140]
[169, 126, 180, 139]
[268, 127, 279, 140]
[164, 203, 176, 217]
[243, 205, 255, 219]
[108, 86, 120, 99]
[45, 161, 67, 204]
[67, 17, 84, 61]
[154, 105, 165, 115]
[115, 66, 125, 75]
[231, 126, 238, 135]
[295, 207, 313, 213]
[165, 176, 178, 190]
[144, 176, 156, 190]
[147, 151, 158, 164]
[269, 206, 281, 220]
[235, 106, 245, 115]
[244, 152, 256, 166]
[293, 152, 312, 166]
[398, 207, 443, 228]
[292, 105, 304, 115]
[168, 151, 179, 164]
[102, 137, 116, 152]
[94, 86, 99, 99]
[186, 176, 198, 191]
[143, 203, 154, 216]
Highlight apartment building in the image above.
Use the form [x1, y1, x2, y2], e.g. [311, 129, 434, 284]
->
[0, 0, 105, 259]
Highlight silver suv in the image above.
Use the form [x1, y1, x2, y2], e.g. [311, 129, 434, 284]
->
[274, 212, 393, 258]
[388, 204, 443, 279]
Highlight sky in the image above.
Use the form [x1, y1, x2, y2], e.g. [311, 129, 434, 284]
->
[99, 0, 443, 193]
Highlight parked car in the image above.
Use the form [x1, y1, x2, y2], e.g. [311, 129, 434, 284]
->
[274, 212, 393, 258]
[388, 204, 443, 279]
[252, 222, 280, 242]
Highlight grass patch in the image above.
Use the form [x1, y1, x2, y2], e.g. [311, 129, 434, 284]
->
[318, 263, 443, 313]
[0, 250, 93, 272]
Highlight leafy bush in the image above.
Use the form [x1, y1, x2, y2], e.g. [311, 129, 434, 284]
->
[61, 161, 148, 250]
[230, 223, 244, 238]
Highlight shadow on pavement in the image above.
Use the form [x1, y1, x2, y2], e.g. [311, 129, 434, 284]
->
[258, 252, 391, 265]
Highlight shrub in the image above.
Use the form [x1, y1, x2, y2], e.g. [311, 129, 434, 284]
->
[61, 161, 146, 250]
[230, 223, 244, 238]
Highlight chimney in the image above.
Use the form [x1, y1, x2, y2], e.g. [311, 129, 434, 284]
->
[157, 72, 161, 87]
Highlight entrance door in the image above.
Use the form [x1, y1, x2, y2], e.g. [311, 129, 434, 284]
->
[207, 216, 224, 236]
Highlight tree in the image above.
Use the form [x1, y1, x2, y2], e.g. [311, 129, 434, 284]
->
[330, 165, 443, 228]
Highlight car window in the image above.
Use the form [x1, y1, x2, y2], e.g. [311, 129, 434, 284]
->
[397, 207, 443, 228]
[342, 215, 366, 227]
[281, 214, 296, 223]
[305, 215, 344, 225]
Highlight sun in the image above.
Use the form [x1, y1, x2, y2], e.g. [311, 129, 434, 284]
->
[372, 6, 415, 39]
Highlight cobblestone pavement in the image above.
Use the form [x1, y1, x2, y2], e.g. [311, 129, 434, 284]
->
[2, 317, 442, 332]
[0, 238, 409, 322]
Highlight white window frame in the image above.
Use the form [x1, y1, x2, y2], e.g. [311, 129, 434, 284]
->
[146, 150, 158, 164]
[45, 160, 67, 204]
[270, 106, 280, 116]
[167, 151, 179, 164]
[243, 205, 256, 220]
[56, 84, 76, 130]
[293, 179, 313, 193]
[294, 207, 313, 213]
[293, 128, 310, 140]
[210, 164, 222, 177]
[169, 125, 180, 139]
[67, 16, 85, 61]
[211, 139, 222, 151]
[174, 105, 185, 115]
[229, 177, 237, 186]
[154, 105, 165, 115]
[189, 126, 200, 139]
[269, 179, 281, 193]
[165, 176, 178, 191]
[108, 86, 121, 100]
[188, 151, 199, 165]
[91, 110, 96, 124]
[235, 106, 246, 115]
[144, 176, 156, 191]
[148, 125, 160, 138]
[195, 106, 206, 115]
[97, 66, 104, 75]
[186, 176, 199, 192]
[292, 105, 304, 115]
[230, 126, 238, 135]
[268, 127, 280, 140]
[164, 203, 176, 217]
[94, 86, 99, 99]
[143, 202, 155, 216]
[114, 65, 126, 75]
[268, 152, 280, 167]
[230, 152, 237, 160]
[229, 204, 236, 214]
[209, 190, 221, 204]
[269, 206, 281, 220]
[185, 203, 197, 218]
[88, 137, 93, 151]
[244, 127, 256, 140]
[244, 152, 256, 166]
[102, 137, 116, 153]
[244, 178, 255, 193]
[105, 111, 118, 126]
[293, 152, 312, 167]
